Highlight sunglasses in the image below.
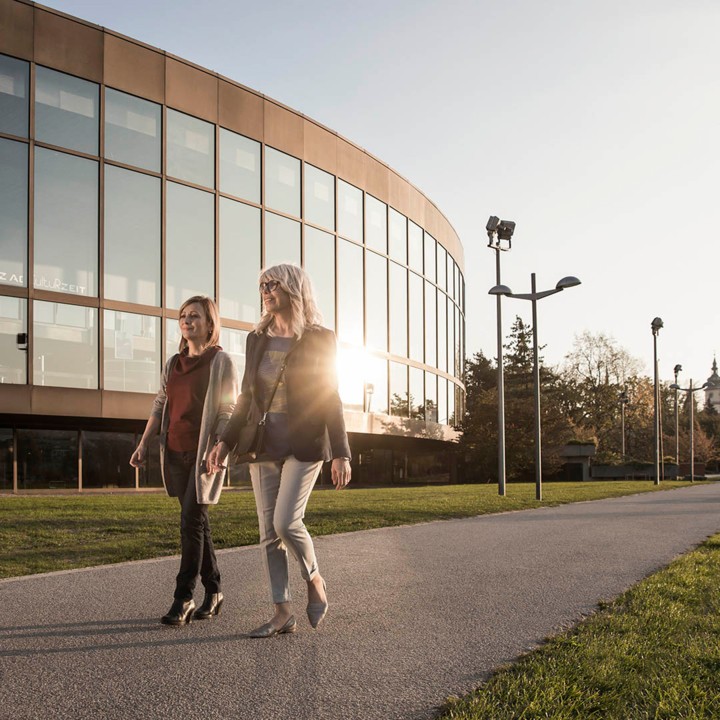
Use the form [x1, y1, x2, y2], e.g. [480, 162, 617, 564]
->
[259, 280, 281, 294]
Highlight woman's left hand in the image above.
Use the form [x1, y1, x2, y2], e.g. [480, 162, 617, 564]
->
[331, 458, 351, 489]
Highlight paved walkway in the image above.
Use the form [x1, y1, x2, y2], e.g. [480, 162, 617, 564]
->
[2, 483, 720, 720]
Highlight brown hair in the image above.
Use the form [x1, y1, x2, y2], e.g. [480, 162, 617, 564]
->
[177, 295, 221, 352]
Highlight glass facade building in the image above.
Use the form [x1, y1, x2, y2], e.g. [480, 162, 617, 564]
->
[0, 1, 465, 491]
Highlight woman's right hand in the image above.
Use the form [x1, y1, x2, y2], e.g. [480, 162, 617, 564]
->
[129, 443, 146, 468]
[207, 441, 229, 473]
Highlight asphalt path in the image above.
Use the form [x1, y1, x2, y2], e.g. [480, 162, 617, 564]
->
[2, 483, 720, 720]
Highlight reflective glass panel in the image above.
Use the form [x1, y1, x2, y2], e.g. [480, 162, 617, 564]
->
[337, 180, 362, 243]
[103, 310, 160, 393]
[17, 429, 77, 490]
[220, 198, 261, 323]
[219, 128, 260, 203]
[165, 318, 181, 363]
[388, 208, 407, 264]
[409, 366, 424, 420]
[437, 244, 447, 291]
[105, 88, 161, 172]
[365, 195, 387, 253]
[104, 165, 160, 305]
[447, 253, 454, 299]
[82, 431, 137, 488]
[365, 251, 387, 352]
[408, 271, 423, 362]
[438, 376, 448, 425]
[304, 226, 335, 330]
[166, 182, 214, 309]
[0, 138, 27, 287]
[424, 232, 436, 282]
[388, 262, 407, 357]
[264, 212, 300, 267]
[34, 148, 97, 296]
[408, 221, 423, 273]
[219, 327, 247, 384]
[33, 301, 98, 389]
[0, 296, 26, 384]
[337, 239, 363, 346]
[0, 428, 11, 492]
[265, 147, 300, 217]
[0, 54, 29, 137]
[337, 344, 363, 411]
[35, 66, 98, 155]
[437, 291, 447, 372]
[167, 109, 214, 188]
[425, 371, 438, 422]
[425, 281, 437, 368]
[365, 355, 388, 415]
[448, 382, 457, 426]
[389, 361, 408, 417]
[304, 164, 335, 230]
[447, 299, 455, 376]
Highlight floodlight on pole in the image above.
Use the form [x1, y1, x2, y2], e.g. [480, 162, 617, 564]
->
[673, 364, 682, 465]
[670, 380, 708, 481]
[651, 317, 663, 485]
[488, 272, 581, 501]
[486, 215, 515, 497]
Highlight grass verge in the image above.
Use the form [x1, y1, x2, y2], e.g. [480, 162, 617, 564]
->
[439, 532, 720, 720]
[0, 480, 703, 579]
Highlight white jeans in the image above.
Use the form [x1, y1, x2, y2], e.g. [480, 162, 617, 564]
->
[249, 456, 324, 604]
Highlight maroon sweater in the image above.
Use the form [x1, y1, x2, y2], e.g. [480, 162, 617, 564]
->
[166, 346, 221, 453]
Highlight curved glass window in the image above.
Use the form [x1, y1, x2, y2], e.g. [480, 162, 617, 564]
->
[219, 327, 248, 382]
[408, 221, 423, 273]
[104, 165, 160, 306]
[304, 164, 334, 231]
[34, 148, 97, 296]
[167, 109, 214, 188]
[437, 291, 447, 373]
[33, 301, 97, 389]
[365, 251, 387, 352]
[438, 376, 448, 425]
[304, 226, 335, 330]
[365, 195, 387, 253]
[105, 88, 161, 173]
[447, 300, 455, 377]
[337, 180, 362, 243]
[436, 244, 447, 292]
[220, 198, 261, 323]
[35, 66, 98, 155]
[337, 239, 363, 346]
[0, 296, 26, 384]
[424, 232, 436, 283]
[165, 182, 214, 309]
[388, 208, 407, 265]
[388, 262, 407, 357]
[409, 366, 424, 420]
[103, 311, 160, 393]
[365, 355, 388, 414]
[425, 371, 437, 422]
[0, 138, 27, 288]
[264, 212, 300, 267]
[265, 147, 300, 217]
[408, 271, 423, 363]
[219, 128, 260, 203]
[389, 361, 408, 417]
[424, 281, 436, 368]
[0, 54, 29, 137]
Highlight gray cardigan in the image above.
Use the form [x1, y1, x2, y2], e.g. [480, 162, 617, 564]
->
[151, 350, 238, 505]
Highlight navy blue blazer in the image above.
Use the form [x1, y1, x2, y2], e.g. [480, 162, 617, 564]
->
[221, 326, 351, 463]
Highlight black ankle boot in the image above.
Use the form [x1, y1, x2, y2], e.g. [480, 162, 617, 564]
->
[194, 592, 224, 620]
[161, 598, 195, 626]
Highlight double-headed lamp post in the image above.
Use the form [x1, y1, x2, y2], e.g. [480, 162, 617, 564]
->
[489, 273, 581, 501]
[619, 389, 628, 460]
[669, 379, 707, 482]
[651, 317, 663, 485]
[673, 364, 682, 465]
[486, 216, 516, 497]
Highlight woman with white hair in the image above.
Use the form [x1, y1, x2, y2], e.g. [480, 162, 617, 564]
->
[208, 263, 351, 637]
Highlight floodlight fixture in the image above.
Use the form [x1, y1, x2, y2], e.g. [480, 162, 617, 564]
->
[486, 215, 515, 250]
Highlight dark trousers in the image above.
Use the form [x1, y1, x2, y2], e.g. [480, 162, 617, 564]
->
[166, 450, 220, 601]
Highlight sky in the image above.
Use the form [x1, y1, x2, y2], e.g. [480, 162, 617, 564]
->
[42, 0, 720, 389]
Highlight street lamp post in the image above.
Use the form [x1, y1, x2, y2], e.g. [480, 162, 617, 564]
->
[489, 273, 581, 501]
[673, 364, 682, 465]
[619, 388, 628, 460]
[670, 379, 708, 482]
[651, 317, 663, 485]
[486, 216, 515, 497]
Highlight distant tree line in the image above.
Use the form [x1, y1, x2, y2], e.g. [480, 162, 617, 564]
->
[458, 317, 719, 482]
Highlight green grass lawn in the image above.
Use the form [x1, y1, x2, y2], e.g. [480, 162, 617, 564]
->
[439, 531, 720, 720]
[0, 480, 701, 579]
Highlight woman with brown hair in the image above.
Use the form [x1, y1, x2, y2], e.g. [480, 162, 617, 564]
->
[208, 264, 351, 637]
[131, 295, 237, 625]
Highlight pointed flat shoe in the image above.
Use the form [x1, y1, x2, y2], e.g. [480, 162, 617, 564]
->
[307, 578, 328, 629]
[247, 615, 297, 638]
